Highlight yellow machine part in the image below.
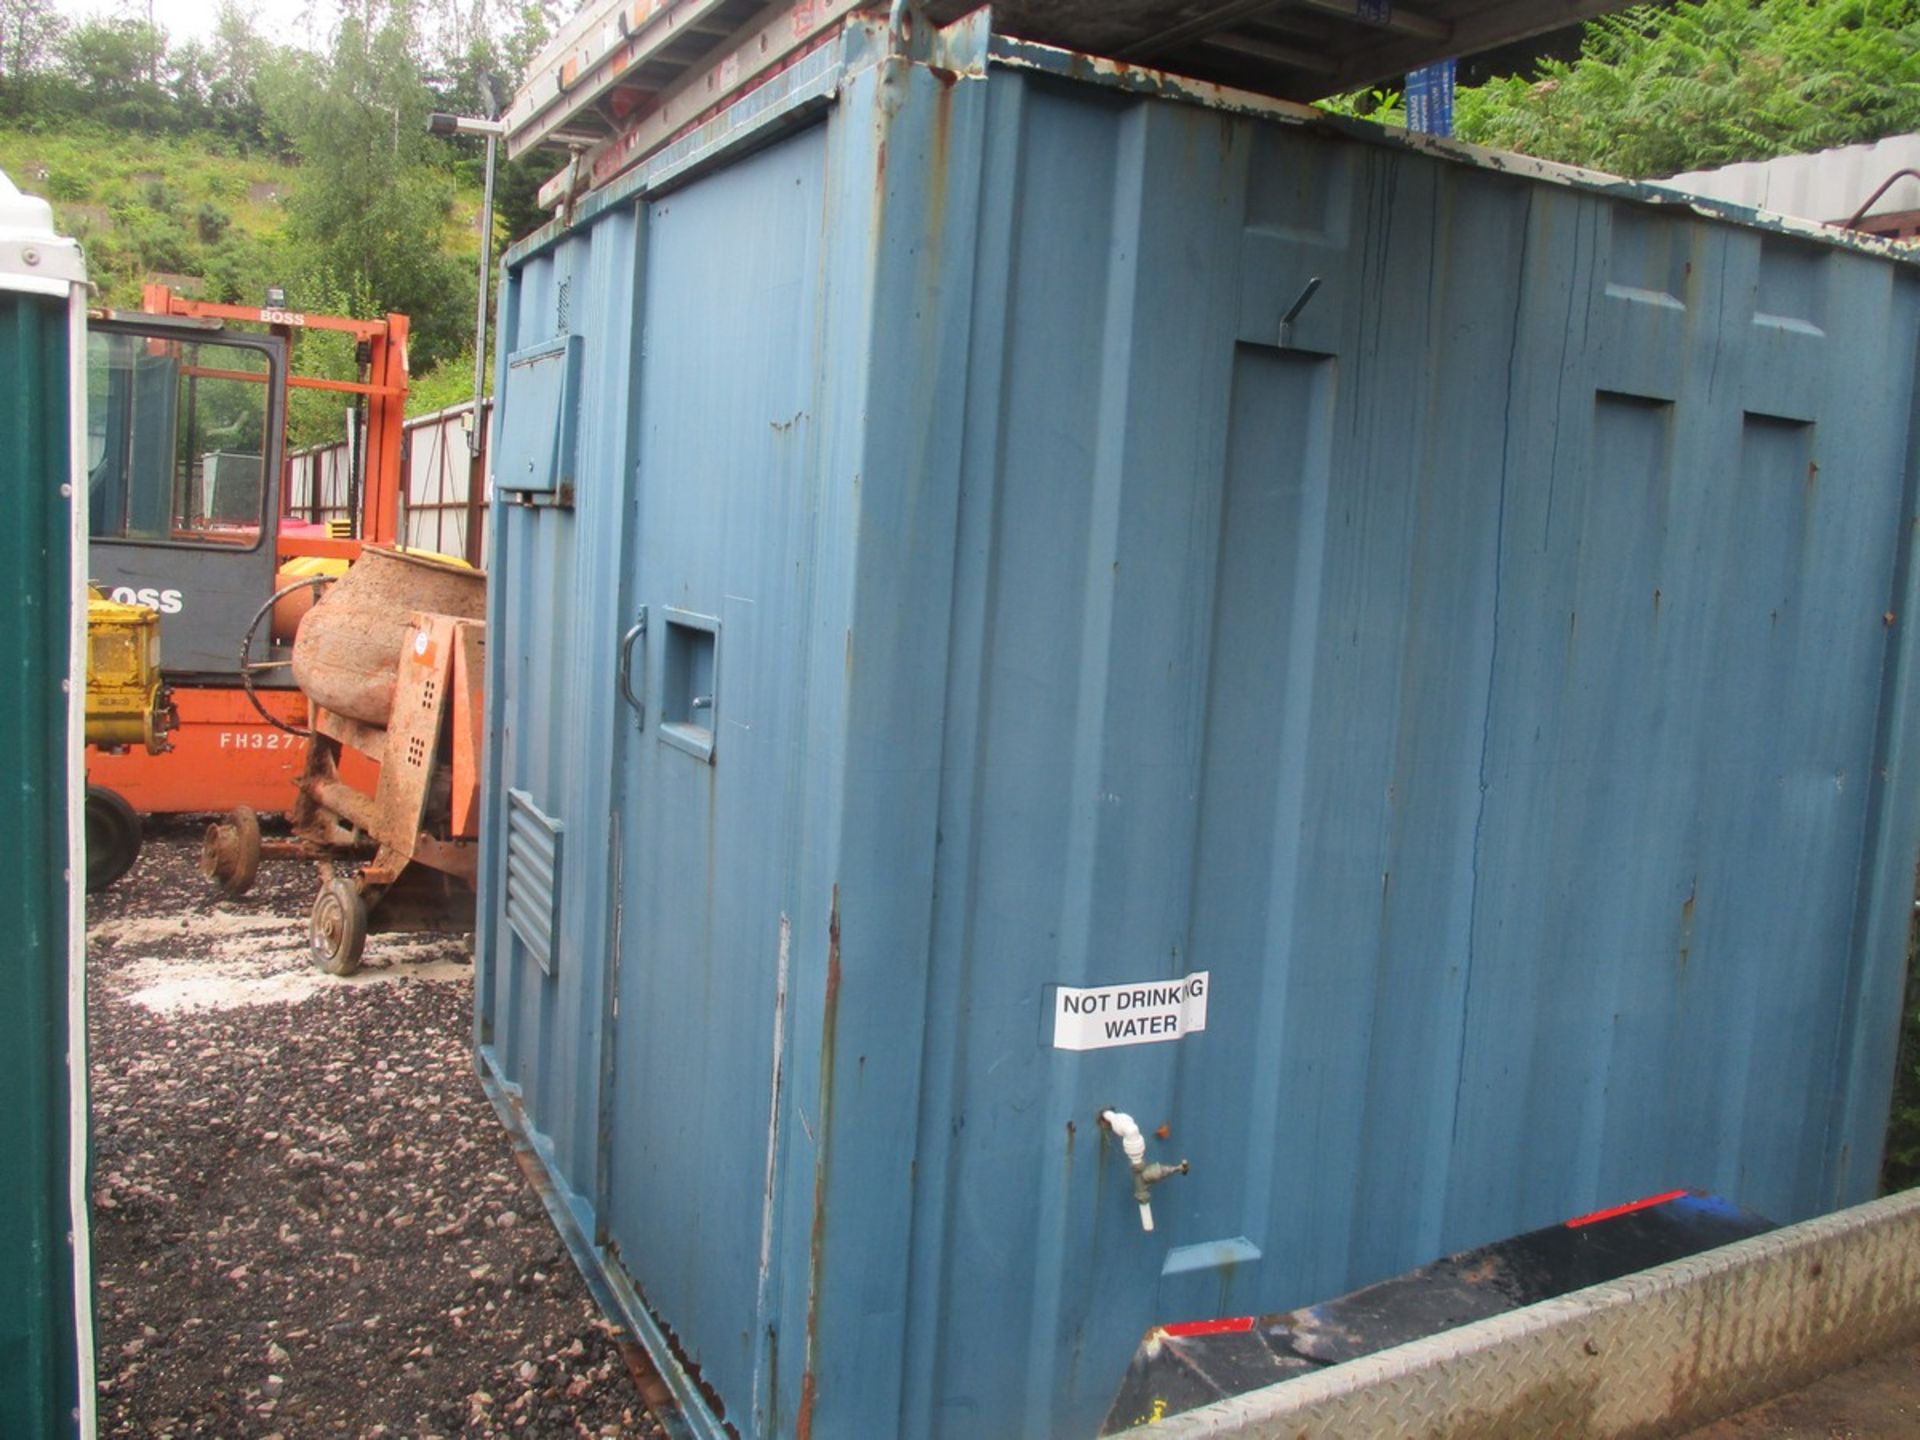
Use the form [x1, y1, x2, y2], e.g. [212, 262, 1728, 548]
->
[84, 586, 172, 753]
[272, 555, 352, 644]
[407, 548, 472, 570]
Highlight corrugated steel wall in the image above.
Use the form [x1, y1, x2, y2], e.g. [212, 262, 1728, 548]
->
[0, 282, 85, 1435]
[1661, 131, 1920, 228]
[283, 441, 348, 528]
[479, 23, 1920, 1440]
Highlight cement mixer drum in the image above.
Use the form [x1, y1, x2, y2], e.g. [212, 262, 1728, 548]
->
[291, 546, 486, 727]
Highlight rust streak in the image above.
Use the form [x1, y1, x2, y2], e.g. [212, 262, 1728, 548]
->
[647, 1306, 730, 1433]
[795, 1370, 816, 1440]
[796, 887, 842, 1440]
[501, 1139, 684, 1423]
[1679, 876, 1698, 973]
[926, 69, 951, 235]
[613, 1338, 677, 1419]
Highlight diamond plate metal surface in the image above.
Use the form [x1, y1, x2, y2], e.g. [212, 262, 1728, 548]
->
[1147, 1188, 1920, 1439]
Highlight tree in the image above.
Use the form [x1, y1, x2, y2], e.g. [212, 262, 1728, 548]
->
[168, 38, 212, 128]
[501, 1, 560, 74]
[0, 0, 65, 117]
[490, 1, 561, 242]
[57, 17, 173, 131]
[262, 0, 474, 369]
[1452, 0, 1920, 178]
[205, 2, 280, 149]
[423, 1, 556, 244]
[416, 0, 557, 90]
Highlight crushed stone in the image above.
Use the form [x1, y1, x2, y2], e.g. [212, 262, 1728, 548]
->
[88, 820, 668, 1438]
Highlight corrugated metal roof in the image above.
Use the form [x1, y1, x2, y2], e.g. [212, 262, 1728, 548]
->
[921, 0, 1615, 97]
[507, 0, 1629, 164]
[1659, 134, 1920, 227]
[509, 25, 1920, 270]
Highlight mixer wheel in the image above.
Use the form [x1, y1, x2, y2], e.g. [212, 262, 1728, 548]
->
[310, 877, 368, 977]
[200, 806, 262, 896]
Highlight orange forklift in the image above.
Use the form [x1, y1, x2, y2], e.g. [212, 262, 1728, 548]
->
[83, 285, 408, 887]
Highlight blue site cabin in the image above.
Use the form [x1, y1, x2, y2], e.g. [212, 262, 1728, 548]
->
[475, 11, 1920, 1439]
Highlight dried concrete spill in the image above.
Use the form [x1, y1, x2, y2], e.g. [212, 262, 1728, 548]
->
[89, 910, 470, 1013]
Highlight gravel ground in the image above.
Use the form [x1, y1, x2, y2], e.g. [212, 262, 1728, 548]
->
[1683, 1341, 1920, 1437]
[87, 821, 668, 1439]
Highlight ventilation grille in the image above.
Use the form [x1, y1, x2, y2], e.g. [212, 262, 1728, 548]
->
[505, 788, 563, 975]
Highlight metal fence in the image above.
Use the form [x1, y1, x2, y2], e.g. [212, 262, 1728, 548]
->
[286, 398, 491, 565]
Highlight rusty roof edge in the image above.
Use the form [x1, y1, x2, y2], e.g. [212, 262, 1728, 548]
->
[988, 34, 1920, 269]
[505, 21, 1920, 273]
[505, 0, 743, 160]
[504, 12, 996, 268]
[504, 30, 855, 270]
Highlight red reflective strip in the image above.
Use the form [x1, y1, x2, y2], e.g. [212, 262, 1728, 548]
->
[1565, 1189, 1690, 1229]
[1162, 1316, 1256, 1338]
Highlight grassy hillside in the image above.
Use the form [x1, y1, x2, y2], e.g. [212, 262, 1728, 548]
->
[0, 121, 486, 434]
[2, 123, 294, 307]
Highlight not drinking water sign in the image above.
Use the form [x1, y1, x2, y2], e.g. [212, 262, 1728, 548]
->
[1050, 972, 1210, 1051]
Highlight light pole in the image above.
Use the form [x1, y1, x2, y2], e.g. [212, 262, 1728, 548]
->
[428, 110, 507, 461]
[429, 109, 507, 562]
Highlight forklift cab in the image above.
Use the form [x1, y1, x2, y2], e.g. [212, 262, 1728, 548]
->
[85, 318, 288, 683]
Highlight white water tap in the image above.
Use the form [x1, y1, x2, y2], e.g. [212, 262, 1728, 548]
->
[1100, 1109, 1188, 1233]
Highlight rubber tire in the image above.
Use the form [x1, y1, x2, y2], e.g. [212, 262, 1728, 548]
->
[85, 786, 142, 893]
[201, 805, 262, 897]
[309, 877, 368, 977]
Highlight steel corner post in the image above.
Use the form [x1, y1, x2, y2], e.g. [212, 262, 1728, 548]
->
[1822, 322, 1920, 1209]
[776, 21, 994, 1440]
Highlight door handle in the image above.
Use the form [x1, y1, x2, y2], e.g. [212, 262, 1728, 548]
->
[618, 606, 647, 727]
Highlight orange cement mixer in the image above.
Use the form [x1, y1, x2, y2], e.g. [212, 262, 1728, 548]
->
[202, 546, 486, 974]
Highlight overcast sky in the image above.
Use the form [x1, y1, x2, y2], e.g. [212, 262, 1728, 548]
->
[57, 0, 337, 52]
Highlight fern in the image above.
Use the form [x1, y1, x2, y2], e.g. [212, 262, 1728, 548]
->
[1441, 0, 1920, 177]
[1317, 84, 1407, 126]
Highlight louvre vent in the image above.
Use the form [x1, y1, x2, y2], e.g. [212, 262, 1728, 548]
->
[505, 788, 563, 975]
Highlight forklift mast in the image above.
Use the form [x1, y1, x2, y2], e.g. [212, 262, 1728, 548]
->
[85, 287, 409, 681]
[135, 283, 410, 559]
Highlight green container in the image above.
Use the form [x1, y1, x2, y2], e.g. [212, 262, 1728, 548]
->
[0, 169, 91, 1440]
